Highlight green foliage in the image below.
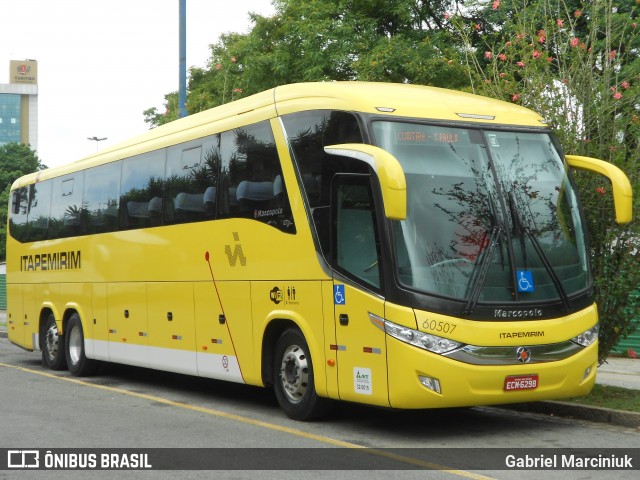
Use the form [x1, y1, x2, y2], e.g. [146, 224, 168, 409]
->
[144, 0, 469, 127]
[0, 142, 46, 260]
[566, 383, 640, 412]
[143, 92, 179, 128]
[456, 0, 640, 362]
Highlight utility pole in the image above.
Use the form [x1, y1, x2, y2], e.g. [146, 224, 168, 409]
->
[179, 0, 188, 118]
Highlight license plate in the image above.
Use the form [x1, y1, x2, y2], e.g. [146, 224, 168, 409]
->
[504, 374, 539, 391]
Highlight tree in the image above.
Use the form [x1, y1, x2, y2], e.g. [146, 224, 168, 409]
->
[454, 0, 640, 362]
[144, 0, 470, 127]
[0, 143, 46, 260]
[143, 92, 179, 127]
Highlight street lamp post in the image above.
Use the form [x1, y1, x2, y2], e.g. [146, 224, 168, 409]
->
[179, 0, 187, 118]
[87, 136, 107, 152]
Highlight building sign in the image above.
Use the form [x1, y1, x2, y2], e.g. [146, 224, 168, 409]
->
[10, 60, 38, 84]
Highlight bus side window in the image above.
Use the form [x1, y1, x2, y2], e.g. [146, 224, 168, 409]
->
[282, 110, 363, 209]
[165, 135, 220, 224]
[8, 187, 30, 242]
[83, 161, 121, 234]
[119, 150, 166, 230]
[281, 110, 363, 253]
[25, 181, 53, 242]
[50, 173, 84, 238]
[219, 121, 295, 233]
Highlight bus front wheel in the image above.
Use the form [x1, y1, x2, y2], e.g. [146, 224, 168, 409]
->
[65, 313, 98, 376]
[41, 313, 67, 371]
[273, 327, 329, 421]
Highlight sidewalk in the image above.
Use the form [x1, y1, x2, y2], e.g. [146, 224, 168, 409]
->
[596, 356, 640, 389]
[0, 317, 638, 426]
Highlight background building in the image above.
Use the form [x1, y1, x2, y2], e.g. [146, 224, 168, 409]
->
[0, 59, 38, 150]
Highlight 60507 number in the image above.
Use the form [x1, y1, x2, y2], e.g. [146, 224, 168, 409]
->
[422, 319, 457, 334]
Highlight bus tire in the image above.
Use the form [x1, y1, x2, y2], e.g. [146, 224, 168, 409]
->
[41, 313, 67, 371]
[273, 327, 329, 421]
[65, 313, 98, 376]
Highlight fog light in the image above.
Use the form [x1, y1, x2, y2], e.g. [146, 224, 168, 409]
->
[582, 366, 592, 381]
[419, 375, 442, 394]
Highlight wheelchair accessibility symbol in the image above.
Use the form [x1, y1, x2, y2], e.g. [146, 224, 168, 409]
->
[517, 270, 535, 293]
[334, 284, 346, 305]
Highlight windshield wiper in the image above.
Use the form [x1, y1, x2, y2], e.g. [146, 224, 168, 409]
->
[463, 225, 502, 316]
[508, 192, 571, 313]
[463, 195, 505, 316]
[507, 192, 527, 268]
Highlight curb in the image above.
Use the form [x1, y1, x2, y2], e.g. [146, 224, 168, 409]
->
[501, 400, 640, 429]
[0, 327, 6, 339]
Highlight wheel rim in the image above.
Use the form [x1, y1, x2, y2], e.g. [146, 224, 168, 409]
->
[44, 322, 59, 362]
[68, 324, 83, 366]
[279, 344, 309, 404]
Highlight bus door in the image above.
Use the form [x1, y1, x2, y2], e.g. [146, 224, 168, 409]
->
[331, 174, 390, 406]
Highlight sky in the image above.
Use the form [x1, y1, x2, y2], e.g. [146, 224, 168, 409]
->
[1, 0, 275, 168]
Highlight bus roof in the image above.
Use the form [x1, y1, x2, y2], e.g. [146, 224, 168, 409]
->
[13, 81, 547, 188]
[273, 82, 546, 127]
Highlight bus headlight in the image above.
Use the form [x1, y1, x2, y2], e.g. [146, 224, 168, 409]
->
[383, 320, 463, 354]
[571, 324, 599, 347]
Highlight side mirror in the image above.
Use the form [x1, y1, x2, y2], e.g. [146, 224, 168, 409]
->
[566, 154, 633, 224]
[324, 144, 407, 220]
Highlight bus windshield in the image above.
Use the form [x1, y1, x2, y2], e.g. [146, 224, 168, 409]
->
[372, 122, 589, 307]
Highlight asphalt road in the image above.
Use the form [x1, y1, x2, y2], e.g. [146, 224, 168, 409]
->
[0, 336, 638, 480]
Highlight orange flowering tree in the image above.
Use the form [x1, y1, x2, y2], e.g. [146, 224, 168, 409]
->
[454, 0, 640, 361]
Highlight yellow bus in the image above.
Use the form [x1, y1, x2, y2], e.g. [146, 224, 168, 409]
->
[6, 82, 632, 420]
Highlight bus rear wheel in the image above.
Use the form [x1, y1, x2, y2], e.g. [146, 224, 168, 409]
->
[41, 313, 67, 371]
[65, 313, 98, 376]
[273, 327, 329, 421]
